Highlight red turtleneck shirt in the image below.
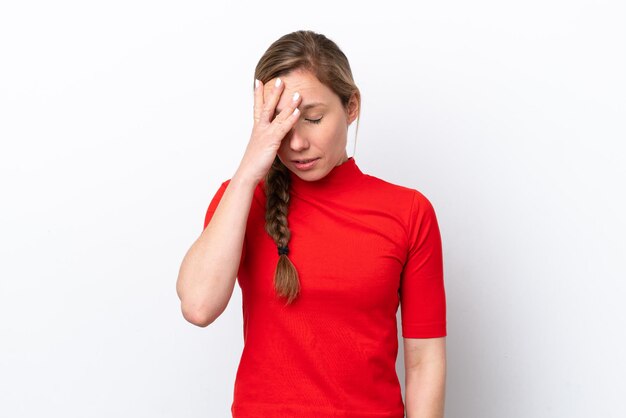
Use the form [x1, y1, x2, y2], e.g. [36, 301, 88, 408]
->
[202, 157, 446, 418]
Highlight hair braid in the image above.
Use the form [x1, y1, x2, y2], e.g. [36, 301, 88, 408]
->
[264, 157, 300, 305]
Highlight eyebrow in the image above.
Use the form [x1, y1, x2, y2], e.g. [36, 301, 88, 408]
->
[275, 102, 325, 115]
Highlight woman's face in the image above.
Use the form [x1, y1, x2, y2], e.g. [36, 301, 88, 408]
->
[264, 68, 358, 181]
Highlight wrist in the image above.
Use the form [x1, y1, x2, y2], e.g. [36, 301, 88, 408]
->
[231, 168, 260, 190]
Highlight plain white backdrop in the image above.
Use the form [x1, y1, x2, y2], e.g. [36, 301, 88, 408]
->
[1, 1, 624, 417]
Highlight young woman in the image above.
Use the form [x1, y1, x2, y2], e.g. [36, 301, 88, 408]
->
[176, 30, 447, 418]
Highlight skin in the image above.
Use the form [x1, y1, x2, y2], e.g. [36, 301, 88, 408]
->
[263, 68, 359, 181]
[404, 337, 447, 418]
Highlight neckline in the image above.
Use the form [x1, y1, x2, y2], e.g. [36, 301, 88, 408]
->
[288, 156, 365, 195]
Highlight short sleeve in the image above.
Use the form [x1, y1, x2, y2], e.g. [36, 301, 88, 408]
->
[203, 180, 230, 230]
[399, 191, 447, 338]
[202, 179, 247, 266]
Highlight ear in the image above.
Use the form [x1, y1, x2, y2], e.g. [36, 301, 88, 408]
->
[345, 91, 360, 125]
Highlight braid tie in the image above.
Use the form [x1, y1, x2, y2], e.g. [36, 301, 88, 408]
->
[277, 245, 289, 256]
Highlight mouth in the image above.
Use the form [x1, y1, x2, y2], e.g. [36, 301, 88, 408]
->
[292, 157, 320, 170]
[292, 157, 320, 163]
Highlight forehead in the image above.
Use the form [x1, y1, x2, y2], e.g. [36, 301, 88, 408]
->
[264, 69, 338, 111]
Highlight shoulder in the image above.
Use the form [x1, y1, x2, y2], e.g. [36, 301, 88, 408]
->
[360, 173, 435, 214]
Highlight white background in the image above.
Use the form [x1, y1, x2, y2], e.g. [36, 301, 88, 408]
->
[1, 1, 624, 417]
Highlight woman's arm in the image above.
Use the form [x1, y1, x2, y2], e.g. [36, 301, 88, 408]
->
[403, 337, 447, 418]
[176, 169, 257, 327]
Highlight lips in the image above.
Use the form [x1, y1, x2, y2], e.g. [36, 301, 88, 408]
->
[292, 157, 319, 163]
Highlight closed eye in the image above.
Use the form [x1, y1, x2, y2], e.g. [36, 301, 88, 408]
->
[305, 117, 323, 124]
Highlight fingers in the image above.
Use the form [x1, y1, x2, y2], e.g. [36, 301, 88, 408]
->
[272, 90, 301, 126]
[252, 76, 302, 140]
[259, 77, 284, 124]
[271, 94, 302, 139]
[253, 79, 263, 123]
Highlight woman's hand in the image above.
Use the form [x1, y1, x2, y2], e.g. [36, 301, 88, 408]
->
[236, 77, 302, 185]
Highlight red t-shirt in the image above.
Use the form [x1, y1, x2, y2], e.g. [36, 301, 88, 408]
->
[202, 156, 446, 418]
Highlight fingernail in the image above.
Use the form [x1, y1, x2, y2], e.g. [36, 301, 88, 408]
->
[255, 79, 259, 89]
[275, 78, 281, 87]
[292, 92, 299, 101]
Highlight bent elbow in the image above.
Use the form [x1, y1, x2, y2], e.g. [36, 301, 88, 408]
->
[180, 301, 217, 328]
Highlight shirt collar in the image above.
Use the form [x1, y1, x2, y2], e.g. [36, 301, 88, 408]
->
[288, 156, 365, 195]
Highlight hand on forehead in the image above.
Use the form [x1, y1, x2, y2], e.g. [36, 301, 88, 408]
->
[264, 77, 302, 101]
[263, 70, 316, 106]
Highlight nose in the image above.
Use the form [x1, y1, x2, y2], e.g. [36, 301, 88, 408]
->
[285, 124, 309, 151]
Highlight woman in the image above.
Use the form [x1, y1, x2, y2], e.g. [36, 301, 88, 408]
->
[176, 30, 447, 418]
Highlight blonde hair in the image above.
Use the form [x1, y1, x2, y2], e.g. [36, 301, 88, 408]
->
[254, 30, 361, 305]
